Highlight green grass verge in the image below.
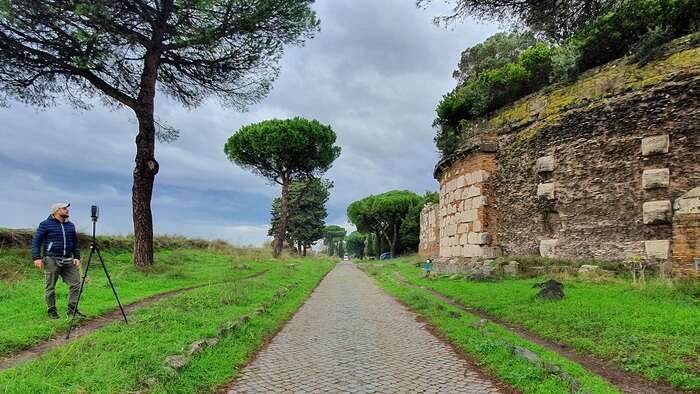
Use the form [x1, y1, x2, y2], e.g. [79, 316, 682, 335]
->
[363, 256, 700, 392]
[0, 252, 334, 393]
[0, 248, 280, 356]
[359, 261, 618, 394]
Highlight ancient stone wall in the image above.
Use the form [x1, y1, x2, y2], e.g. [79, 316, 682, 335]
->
[419, 202, 439, 258]
[421, 39, 700, 274]
[435, 150, 501, 261]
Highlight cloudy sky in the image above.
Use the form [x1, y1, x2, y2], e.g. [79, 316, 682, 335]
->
[0, 1, 497, 246]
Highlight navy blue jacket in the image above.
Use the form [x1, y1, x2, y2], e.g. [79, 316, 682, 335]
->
[31, 216, 81, 260]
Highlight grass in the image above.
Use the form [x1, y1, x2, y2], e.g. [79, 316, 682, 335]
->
[0, 247, 285, 357]
[0, 251, 334, 393]
[362, 256, 700, 392]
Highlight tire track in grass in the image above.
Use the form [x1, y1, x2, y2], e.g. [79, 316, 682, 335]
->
[391, 271, 686, 394]
[0, 269, 269, 371]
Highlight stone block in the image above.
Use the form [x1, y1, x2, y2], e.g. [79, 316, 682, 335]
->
[455, 175, 465, 189]
[537, 183, 556, 200]
[642, 168, 669, 189]
[447, 223, 457, 236]
[674, 187, 700, 214]
[535, 156, 556, 172]
[472, 220, 482, 232]
[457, 223, 468, 233]
[468, 232, 491, 245]
[471, 196, 487, 208]
[645, 240, 670, 260]
[463, 209, 478, 223]
[643, 200, 672, 224]
[465, 185, 481, 198]
[641, 135, 669, 156]
[539, 239, 558, 257]
[483, 246, 502, 258]
[464, 244, 484, 257]
[459, 233, 467, 245]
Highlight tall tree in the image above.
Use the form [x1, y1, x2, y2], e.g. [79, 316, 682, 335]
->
[225, 117, 340, 257]
[269, 178, 332, 256]
[322, 225, 346, 256]
[0, 1, 319, 267]
[417, 0, 613, 41]
[347, 190, 422, 258]
[345, 231, 367, 259]
[399, 191, 439, 253]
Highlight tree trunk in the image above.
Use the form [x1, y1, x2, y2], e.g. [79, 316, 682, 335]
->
[390, 222, 398, 257]
[131, 47, 161, 267]
[132, 109, 159, 267]
[375, 230, 382, 258]
[273, 175, 289, 257]
[303, 245, 307, 256]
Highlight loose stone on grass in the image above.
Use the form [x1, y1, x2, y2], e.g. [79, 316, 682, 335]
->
[533, 279, 565, 300]
[164, 354, 188, 370]
[472, 318, 488, 329]
[512, 346, 543, 367]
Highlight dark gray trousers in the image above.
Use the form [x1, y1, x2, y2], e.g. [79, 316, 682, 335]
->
[43, 256, 81, 311]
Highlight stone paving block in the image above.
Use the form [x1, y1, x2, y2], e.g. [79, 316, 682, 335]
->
[228, 263, 502, 393]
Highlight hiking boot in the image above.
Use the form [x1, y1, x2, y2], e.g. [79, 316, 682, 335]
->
[67, 307, 86, 318]
[48, 308, 59, 320]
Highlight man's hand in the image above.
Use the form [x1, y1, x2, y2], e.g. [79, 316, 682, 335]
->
[73, 259, 81, 268]
[34, 259, 43, 269]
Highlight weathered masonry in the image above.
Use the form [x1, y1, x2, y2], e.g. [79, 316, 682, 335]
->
[419, 38, 700, 275]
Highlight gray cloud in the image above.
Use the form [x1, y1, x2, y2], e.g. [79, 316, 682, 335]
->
[0, 1, 496, 246]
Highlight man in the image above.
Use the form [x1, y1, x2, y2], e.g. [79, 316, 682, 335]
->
[31, 202, 85, 319]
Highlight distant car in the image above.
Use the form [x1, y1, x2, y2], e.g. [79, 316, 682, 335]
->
[343, 255, 349, 261]
[379, 252, 392, 260]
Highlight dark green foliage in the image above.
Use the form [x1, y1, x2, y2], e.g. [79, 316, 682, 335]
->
[573, 0, 700, 71]
[398, 191, 440, 253]
[322, 225, 346, 256]
[418, 0, 614, 42]
[224, 118, 340, 183]
[225, 117, 340, 257]
[268, 178, 332, 255]
[347, 190, 423, 257]
[435, 41, 554, 155]
[345, 231, 367, 258]
[453, 31, 539, 83]
[631, 25, 675, 65]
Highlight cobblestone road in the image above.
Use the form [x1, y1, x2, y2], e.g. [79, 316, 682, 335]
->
[228, 263, 503, 393]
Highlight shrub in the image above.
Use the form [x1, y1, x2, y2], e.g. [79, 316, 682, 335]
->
[575, 0, 700, 70]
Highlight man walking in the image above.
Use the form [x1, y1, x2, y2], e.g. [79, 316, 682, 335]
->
[31, 202, 85, 319]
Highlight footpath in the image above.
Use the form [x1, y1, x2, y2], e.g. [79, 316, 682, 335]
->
[226, 262, 505, 393]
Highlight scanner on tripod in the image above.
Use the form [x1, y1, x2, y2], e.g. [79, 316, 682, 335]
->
[66, 205, 127, 339]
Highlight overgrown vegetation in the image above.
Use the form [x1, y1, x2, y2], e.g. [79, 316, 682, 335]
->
[0, 247, 333, 392]
[364, 256, 700, 391]
[432, 0, 700, 155]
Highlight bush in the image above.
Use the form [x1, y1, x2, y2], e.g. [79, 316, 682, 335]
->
[575, 0, 700, 70]
[435, 42, 554, 137]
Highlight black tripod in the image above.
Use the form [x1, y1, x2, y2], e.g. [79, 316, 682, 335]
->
[66, 205, 127, 339]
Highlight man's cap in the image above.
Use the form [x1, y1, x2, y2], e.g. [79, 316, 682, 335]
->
[50, 202, 71, 213]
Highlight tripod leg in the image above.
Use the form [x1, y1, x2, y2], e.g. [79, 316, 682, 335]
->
[66, 245, 94, 339]
[94, 243, 128, 324]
